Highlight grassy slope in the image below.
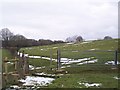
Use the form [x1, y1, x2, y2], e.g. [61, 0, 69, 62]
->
[19, 39, 119, 88]
[20, 39, 119, 64]
[1, 49, 13, 59]
[20, 39, 119, 56]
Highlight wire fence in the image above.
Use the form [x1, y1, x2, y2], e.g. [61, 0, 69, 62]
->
[56, 49, 119, 69]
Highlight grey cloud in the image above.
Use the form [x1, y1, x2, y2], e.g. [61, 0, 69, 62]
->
[0, 0, 118, 40]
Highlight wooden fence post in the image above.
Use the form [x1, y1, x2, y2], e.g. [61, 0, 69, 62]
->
[25, 57, 29, 75]
[4, 57, 8, 74]
[4, 57, 8, 84]
[57, 49, 61, 70]
[14, 57, 18, 71]
[114, 50, 118, 65]
[50, 49, 52, 69]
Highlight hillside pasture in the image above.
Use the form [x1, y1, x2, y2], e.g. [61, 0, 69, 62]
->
[18, 39, 119, 88]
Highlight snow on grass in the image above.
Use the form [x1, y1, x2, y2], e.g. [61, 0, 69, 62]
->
[29, 65, 45, 70]
[113, 76, 120, 80]
[7, 62, 14, 65]
[29, 65, 35, 70]
[80, 42, 90, 44]
[61, 58, 97, 65]
[35, 72, 56, 77]
[78, 82, 102, 88]
[89, 48, 99, 51]
[66, 43, 74, 45]
[77, 59, 98, 65]
[19, 76, 55, 86]
[53, 47, 58, 49]
[24, 54, 29, 57]
[10, 85, 20, 89]
[105, 61, 120, 65]
[40, 49, 44, 51]
[29, 56, 41, 59]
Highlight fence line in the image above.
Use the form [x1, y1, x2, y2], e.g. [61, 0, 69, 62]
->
[2, 51, 29, 86]
[56, 49, 119, 70]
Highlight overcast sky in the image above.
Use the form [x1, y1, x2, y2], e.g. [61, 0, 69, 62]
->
[0, 0, 119, 41]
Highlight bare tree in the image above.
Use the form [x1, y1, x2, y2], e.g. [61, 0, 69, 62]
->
[0, 28, 14, 41]
[10, 34, 26, 41]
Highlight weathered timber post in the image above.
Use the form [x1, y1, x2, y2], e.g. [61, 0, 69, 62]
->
[4, 57, 8, 74]
[4, 57, 8, 84]
[23, 56, 29, 75]
[57, 48, 61, 70]
[50, 49, 52, 70]
[18, 51, 24, 77]
[114, 50, 118, 65]
[14, 57, 18, 71]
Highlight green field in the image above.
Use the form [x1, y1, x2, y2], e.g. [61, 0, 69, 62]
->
[19, 39, 119, 88]
[1, 39, 120, 89]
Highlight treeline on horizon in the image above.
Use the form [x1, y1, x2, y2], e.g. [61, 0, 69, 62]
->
[0, 28, 114, 49]
[0, 28, 65, 49]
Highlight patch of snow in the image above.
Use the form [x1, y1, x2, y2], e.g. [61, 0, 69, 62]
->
[80, 42, 90, 44]
[61, 58, 91, 65]
[113, 76, 120, 80]
[24, 54, 29, 57]
[29, 65, 35, 70]
[40, 49, 44, 51]
[7, 62, 14, 64]
[67, 43, 74, 45]
[42, 57, 50, 60]
[53, 47, 58, 49]
[19, 76, 55, 86]
[78, 82, 102, 88]
[17, 52, 19, 55]
[19, 53, 23, 57]
[29, 65, 46, 70]
[35, 66, 45, 70]
[105, 61, 120, 65]
[29, 56, 41, 59]
[35, 73, 56, 77]
[10, 85, 20, 89]
[87, 59, 98, 63]
[89, 49, 96, 51]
